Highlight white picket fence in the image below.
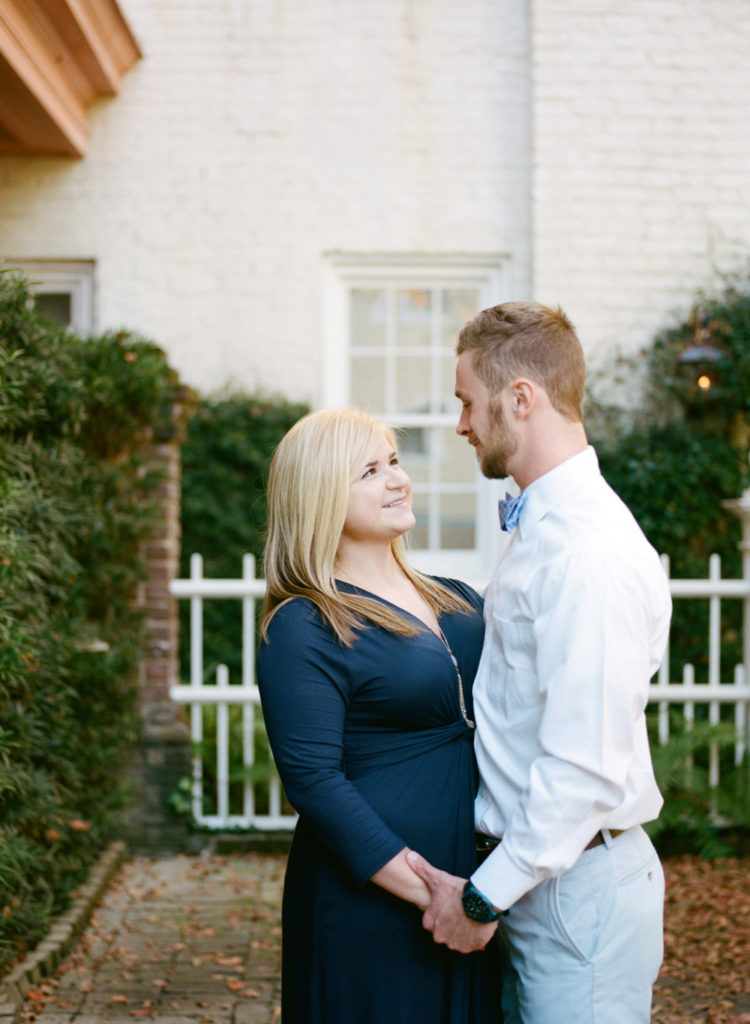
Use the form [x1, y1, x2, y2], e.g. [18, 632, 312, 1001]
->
[169, 551, 750, 830]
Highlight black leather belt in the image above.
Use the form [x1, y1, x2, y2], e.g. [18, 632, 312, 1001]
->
[475, 834, 501, 863]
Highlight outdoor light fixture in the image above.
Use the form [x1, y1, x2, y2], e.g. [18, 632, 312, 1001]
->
[676, 341, 728, 420]
[677, 343, 724, 393]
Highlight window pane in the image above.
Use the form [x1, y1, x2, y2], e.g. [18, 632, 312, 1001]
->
[437, 427, 478, 485]
[351, 289, 386, 347]
[35, 292, 72, 326]
[396, 289, 430, 347]
[408, 491, 429, 548]
[398, 444, 430, 485]
[395, 355, 431, 414]
[397, 426, 428, 458]
[441, 288, 480, 345]
[351, 355, 386, 411]
[439, 354, 458, 414]
[440, 493, 476, 549]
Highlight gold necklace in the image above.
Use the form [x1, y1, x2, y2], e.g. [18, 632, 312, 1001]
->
[438, 628, 475, 729]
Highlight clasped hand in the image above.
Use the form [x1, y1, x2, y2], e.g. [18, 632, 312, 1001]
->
[406, 850, 498, 953]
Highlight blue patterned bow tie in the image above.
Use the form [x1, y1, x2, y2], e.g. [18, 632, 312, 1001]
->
[498, 491, 527, 533]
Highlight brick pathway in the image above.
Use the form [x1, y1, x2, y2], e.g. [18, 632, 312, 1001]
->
[21, 853, 284, 1024]
[18, 849, 750, 1023]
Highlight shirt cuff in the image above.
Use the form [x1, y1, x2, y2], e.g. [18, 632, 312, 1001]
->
[471, 842, 537, 911]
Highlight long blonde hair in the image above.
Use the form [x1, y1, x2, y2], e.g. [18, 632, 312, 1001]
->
[261, 408, 471, 645]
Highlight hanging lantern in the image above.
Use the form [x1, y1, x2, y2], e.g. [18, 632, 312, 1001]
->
[676, 342, 726, 415]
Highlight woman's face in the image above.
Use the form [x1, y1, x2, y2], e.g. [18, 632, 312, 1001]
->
[340, 430, 415, 546]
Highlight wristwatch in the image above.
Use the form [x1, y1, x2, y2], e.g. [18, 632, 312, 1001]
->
[462, 880, 502, 923]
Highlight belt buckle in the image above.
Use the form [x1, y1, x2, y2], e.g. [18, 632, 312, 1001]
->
[475, 833, 500, 853]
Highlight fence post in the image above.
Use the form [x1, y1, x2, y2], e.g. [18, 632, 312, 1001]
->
[724, 488, 750, 677]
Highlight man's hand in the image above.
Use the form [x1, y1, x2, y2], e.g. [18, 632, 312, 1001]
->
[406, 851, 498, 953]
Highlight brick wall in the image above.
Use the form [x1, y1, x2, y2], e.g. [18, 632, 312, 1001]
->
[0, 0, 530, 402]
[531, 0, 750, 401]
[138, 440, 181, 711]
[126, 398, 194, 854]
[1, 1, 749, 408]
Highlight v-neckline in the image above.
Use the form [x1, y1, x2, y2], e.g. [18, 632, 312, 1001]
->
[335, 580, 475, 729]
[334, 578, 443, 640]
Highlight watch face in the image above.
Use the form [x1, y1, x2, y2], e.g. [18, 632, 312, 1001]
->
[462, 883, 497, 923]
[463, 890, 490, 921]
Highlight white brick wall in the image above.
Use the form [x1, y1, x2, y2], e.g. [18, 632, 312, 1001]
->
[1, 0, 749, 406]
[0, 0, 530, 400]
[532, 0, 750, 403]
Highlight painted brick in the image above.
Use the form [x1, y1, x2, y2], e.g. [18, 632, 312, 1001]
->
[1, 0, 748, 409]
[0, 0, 530, 402]
[531, 0, 750, 386]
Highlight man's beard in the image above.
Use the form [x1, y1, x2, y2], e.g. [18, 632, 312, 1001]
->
[478, 403, 518, 479]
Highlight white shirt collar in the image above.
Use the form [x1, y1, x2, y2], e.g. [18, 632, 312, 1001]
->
[518, 446, 599, 538]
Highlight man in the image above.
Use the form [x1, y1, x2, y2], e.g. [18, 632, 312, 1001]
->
[408, 302, 672, 1023]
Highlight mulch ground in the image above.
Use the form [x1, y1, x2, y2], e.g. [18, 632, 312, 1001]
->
[652, 855, 750, 1024]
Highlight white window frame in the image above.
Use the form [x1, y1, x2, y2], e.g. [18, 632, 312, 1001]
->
[322, 252, 513, 583]
[6, 260, 95, 333]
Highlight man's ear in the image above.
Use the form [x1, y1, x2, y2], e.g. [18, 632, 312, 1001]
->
[510, 379, 535, 419]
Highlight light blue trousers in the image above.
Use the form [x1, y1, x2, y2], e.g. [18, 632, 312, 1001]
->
[498, 826, 664, 1024]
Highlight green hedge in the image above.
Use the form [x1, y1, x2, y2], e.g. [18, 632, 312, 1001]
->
[179, 394, 308, 684]
[0, 268, 179, 971]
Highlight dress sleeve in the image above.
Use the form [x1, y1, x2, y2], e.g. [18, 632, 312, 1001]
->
[257, 600, 405, 885]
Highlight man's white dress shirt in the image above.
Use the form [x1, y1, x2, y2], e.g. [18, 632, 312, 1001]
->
[472, 446, 672, 911]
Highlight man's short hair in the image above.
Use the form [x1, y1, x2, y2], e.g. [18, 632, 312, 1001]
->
[457, 301, 586, 422]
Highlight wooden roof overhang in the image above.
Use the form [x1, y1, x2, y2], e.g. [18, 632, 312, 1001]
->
[0, 0, 141, 157]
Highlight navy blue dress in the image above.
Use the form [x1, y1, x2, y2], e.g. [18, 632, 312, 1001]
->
[257, 578, 501, 1024]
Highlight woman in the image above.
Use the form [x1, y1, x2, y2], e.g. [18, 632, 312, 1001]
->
[257, 408, 500, 1024]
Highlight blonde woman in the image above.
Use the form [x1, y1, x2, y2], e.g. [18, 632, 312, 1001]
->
[257, 409, 500, 1024]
